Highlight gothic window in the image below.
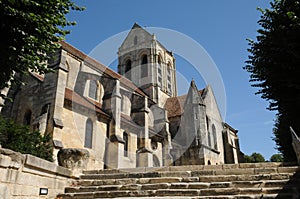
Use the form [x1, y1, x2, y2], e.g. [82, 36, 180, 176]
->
[89, 80, 98, 100]
[84, 119, 93, 148]
[123, 132, 128, 157]
[212, 124, 218, 150]
[167, 62, 172, 94]
[157, 55, 162, 86]
[23, 110, 32, 125]
[208, 131, 212, 148]
[141, 55, 148, 78]
[121, 95, 131, 115]
[206, 116, 212, 148]
[41, 104, 50, 115]
[134, 36, 138, 45]
[125, 59, 132, 79]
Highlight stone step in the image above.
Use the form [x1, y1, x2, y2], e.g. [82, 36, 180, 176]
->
[58, 164, 300, 199]
[58, 186, 299, 198]
[77, 173, 295, 187]
[92, 195, 299, 199]
[57, 194, 300, 199]
[82, 162, 297, 175]
[66, 179, 299, 194]
[80, 166, 300, 180]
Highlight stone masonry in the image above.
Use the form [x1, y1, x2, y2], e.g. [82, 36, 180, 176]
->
[1, 23, 243, 170]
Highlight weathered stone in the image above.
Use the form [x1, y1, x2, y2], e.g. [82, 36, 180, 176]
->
[141, 183, 170, 190]
[210, 182, 232, 188]
[57, 148, 89, 171]
[0, 148, 25, 165]
[57, 163, 300, 199]
[149, 177, 182, 183]
[187, 182, 210, 189]
[120, 184, 142, 190]
[170, 182, 189, 189]
[231, 181, 263, 188]
[161, 171, 191, 178]
[156, 189, 200, 196]
[254, 168, 277, 174]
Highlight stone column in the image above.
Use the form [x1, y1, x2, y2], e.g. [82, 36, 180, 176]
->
[106, 80, 124, 169]
[163, 122, 173, 166]
[137, 97, 153, 167]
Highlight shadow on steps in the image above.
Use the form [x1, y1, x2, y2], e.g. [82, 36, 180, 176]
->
[276, 170, 300, 199]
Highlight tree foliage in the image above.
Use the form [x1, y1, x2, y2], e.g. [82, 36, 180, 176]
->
[270, 153, 284, 162]
[0, 116, 53, 161]
[244, 152, 266, 163]
[0, 0, 84, 99]
[244, 0, 300, 161]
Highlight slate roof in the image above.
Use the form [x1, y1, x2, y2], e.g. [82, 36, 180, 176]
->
[60, 41, 147, 97]
[64, 88, 110, 118]
[164, 90, 204, 118]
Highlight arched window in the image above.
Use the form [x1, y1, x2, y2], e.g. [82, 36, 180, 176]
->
[23, 110, 32, 125]
[157, 55, 162, 86]
[206, 116, 212, 148]
[134, 36, 138, 45]
[89, 80, 98, 100]
[141, 55, 148, 78]
[125, 59, 132, 79]
[84, 119, 93, 148]
[167, 62, 172, 94]
[121, 95, 131, 115]
[123, 132, 128, 157]
[208, 131, 212, 148]
[212, 124, 218, 150]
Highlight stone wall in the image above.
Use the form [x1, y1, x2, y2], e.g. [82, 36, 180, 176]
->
[0, 148, 77, 199]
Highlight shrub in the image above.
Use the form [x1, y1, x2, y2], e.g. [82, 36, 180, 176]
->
[0, 116, 53, 161]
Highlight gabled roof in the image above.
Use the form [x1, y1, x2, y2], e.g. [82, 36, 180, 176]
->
[60, 41, 147, 97]
[118, 23, 170, 54]
[64, 88, 110, 118]
[184, 80, 204, 106]
[165, 89, 204, 118]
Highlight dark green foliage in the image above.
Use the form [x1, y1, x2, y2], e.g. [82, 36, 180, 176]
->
[244, 0, 300, 161]
[270, 153, 284, 162]
[0, 116, 53, 161]
[0, 0, 84, 99]
[244, 152, 266, 163]
[244, 155, 254, 163]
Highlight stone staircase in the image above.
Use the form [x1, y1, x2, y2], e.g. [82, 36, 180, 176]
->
[57, 162, 300, 199]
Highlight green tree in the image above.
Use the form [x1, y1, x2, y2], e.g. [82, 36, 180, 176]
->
[270, 153, 284, 162]
[251, 152, 266, 163]
[0, 0, 84, 101]
[244, 154, 254, 163]
[244, 0, 300, 161]
[0, 116, 53, 161]
[244, 152, 266, 163]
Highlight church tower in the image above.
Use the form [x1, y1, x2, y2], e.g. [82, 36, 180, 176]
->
[118, 23, 177, 107]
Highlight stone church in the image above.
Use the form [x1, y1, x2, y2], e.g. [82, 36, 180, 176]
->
[0, 23, 243, 170]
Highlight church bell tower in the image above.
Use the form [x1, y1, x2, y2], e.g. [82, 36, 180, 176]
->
[118, 23, 177, 107]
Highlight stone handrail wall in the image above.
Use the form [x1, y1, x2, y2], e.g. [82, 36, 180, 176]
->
[0, 148, 77, 199]
[290, 127, 300, 165]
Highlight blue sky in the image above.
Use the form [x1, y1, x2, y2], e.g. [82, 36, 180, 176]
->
[65, 0, 278, 160]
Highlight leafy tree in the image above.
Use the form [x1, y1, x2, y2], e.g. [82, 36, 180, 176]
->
[251, 152, 266, 163]
[244, 152, 266, 163]
[244, 0, 300, 161]
[0, 0, 84, 101]
[270, 153, 284, 162]
[244, 154, 254, 163]
[0, 116, 53, 161]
